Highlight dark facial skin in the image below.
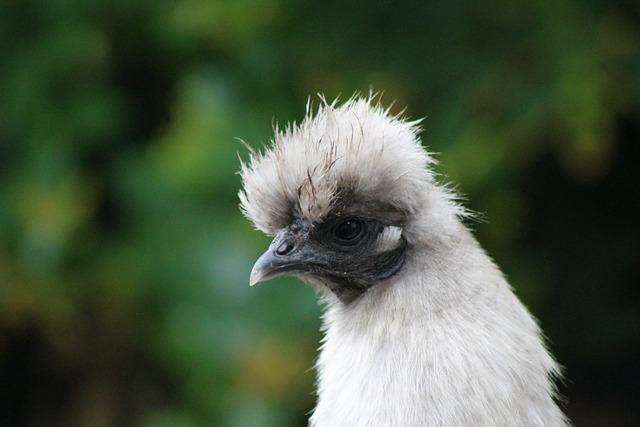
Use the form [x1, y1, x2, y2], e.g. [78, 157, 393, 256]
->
[252, 198, 408, 304]
[299, 215, 406, 303]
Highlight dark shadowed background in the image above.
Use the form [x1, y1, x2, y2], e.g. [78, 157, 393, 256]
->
[1, 1, 639, 426]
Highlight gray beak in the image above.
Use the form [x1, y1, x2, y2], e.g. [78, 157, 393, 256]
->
[249, 228, 313, 286]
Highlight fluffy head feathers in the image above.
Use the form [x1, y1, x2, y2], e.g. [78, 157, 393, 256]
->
[239, 96, 446, 237]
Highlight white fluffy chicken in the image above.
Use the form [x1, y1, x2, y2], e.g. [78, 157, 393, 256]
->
[239, 96, 568, 426]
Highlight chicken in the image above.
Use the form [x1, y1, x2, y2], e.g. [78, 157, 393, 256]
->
[239, 96, 568, 426]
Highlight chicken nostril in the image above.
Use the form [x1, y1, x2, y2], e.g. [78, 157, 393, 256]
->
[276, 241, 295, 255]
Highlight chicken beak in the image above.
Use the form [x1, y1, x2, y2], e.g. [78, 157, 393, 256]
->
[249, 229, 312, 286]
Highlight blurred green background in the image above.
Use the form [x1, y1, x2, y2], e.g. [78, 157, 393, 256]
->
[1, 0, 639, 426]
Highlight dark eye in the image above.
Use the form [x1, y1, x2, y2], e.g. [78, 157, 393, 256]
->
[333, 219, 364, 245]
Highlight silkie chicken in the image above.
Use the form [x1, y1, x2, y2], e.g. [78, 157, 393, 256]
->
[238, 96, 568, 427]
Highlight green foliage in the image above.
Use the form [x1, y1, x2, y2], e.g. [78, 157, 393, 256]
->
[1, 0, 639, 426]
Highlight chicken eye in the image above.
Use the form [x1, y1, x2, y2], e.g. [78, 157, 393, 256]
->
[333, 219, 364, 245]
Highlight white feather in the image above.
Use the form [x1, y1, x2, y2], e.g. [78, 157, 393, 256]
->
[375, 226, 403, 253]
[312, 225, 566, 426]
